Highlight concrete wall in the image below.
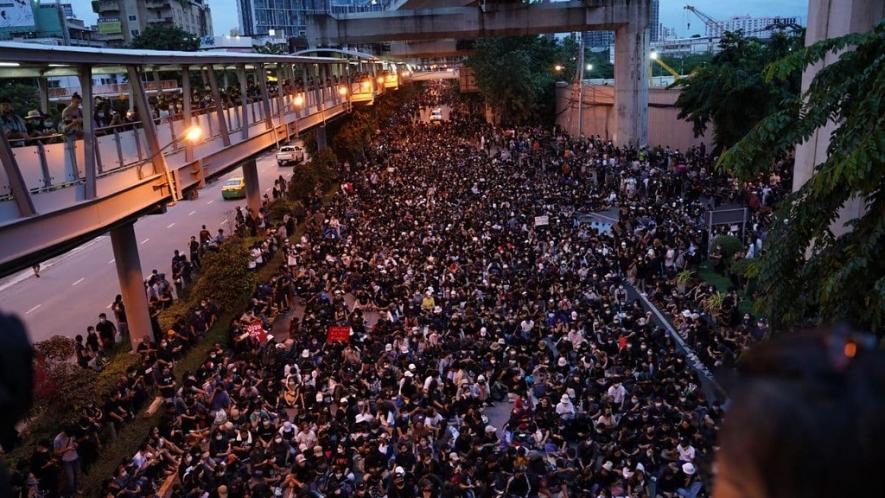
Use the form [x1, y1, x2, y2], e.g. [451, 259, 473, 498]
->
[556, 83, 711, 151]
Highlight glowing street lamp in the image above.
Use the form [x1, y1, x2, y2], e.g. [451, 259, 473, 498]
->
[293, 94, 304, 107]
[554, 64, 563, 72]
[338, 85, 348, 96]
[183, 124, 203, 143]
[649, 51, 659, 60]
[586, 63, 593, 71]
[377, 76, 384, 85]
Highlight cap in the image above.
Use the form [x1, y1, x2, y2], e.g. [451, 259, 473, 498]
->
[682, 462, 696, 475]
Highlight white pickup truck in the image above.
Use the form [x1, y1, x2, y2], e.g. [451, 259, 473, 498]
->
[276, 144, 304, 166]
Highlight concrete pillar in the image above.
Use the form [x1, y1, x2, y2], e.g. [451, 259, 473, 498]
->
[316, 124, 327, 151]
[110, 223, 152, 347]
[793, 0, 883, 235]
[613, 14, 649, 148]
[242, 158, 261, 214]
[78, 65, 98, 199]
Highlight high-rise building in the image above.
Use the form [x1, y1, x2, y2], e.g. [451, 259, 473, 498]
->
[585, 0, 660, 50]
[649, 0, 660, 42]
[93, 0, 213, 47]
[237, 0, 384, 39]
[0, 2, 104, 47]
[707, 15, 802, 39]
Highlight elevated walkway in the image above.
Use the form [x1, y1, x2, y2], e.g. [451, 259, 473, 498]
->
[0, 43, 393, 275]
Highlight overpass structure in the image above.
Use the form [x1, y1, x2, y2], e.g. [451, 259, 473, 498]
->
[309, 0, 650, 147]
[0, 42, 403, 345]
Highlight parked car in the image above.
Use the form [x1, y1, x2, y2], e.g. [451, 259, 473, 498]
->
[276, 144, 304, 166]
[221, 177, 246, 200]
[430, 108, 443, 123]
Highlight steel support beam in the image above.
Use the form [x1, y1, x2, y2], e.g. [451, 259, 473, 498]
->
[237, 64, 250, 139]
[182, 65, 194, 163]
[37, 77, 50, 114]
[0, 133, 36, 217]
[79, 64, 97, 199]
[127, 66, 170, 179]
[110, 222, 153, 347]
[256, 63, 274, 130]
[308, 0, 639, 45]
[206, 65, 232, 147]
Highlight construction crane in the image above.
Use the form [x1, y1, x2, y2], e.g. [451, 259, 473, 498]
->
[684, 5, 723, 52]
[684, 4, 724, 36]
[650, 51, 682, 79]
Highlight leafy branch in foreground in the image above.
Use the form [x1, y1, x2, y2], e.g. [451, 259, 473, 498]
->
[718, 22, 884, 331]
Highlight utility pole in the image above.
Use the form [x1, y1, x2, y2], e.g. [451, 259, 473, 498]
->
[576, 32, 585, 138]
[55, 0, 71, 46]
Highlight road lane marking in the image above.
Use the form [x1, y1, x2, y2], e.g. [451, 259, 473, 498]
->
[108, 258, 115, 264]
[72, 277, 85, 286]
[189, 210, 197, 216]
[25, 304, 42, 314]
[206, 200, 214, 205]
[166, 222, 176, 229]
[140, 238, 150, 245]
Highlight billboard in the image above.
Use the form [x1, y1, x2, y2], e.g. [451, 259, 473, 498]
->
[98, 19, 122, 34]
[0, 0, 35, 28]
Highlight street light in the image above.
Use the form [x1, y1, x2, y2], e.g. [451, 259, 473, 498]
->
[293, 94, 304, 107]
[146, 124, 203, 201]
[183, 124, 203, 143]
[586, 63, 593, 71]
[554, 64, 563, 72]
[338, 85, 348, 96]
[649, 51, 659, 60]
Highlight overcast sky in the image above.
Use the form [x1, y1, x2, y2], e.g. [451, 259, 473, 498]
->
[66, 0, 808, 39]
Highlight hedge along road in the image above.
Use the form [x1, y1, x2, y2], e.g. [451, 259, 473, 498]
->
[0, 150, 290, 344]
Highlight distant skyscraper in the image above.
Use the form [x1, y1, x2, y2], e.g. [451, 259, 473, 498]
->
[650, 0, 660, 42]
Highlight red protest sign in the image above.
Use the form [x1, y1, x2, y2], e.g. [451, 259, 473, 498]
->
[247, 320, 267, 343]
[326, 326, 350, 343]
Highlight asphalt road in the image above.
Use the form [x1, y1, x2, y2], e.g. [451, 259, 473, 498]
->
[0, 150, 293, 344]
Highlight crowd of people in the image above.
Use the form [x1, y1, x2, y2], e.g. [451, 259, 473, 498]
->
[8, 81, 792, 498]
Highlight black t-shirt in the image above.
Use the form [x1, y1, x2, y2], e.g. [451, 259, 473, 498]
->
[97, 320, 116, 344]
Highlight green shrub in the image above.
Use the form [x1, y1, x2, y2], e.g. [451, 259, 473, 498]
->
[187, 239, 256, 311]
[712, 234, 743, 261]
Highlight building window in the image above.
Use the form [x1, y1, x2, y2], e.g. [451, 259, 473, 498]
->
[129, 15, 136, 21]
[131, 29, 140, 37]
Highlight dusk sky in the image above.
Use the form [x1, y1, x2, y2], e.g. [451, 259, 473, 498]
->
[65, 0, 809, 39]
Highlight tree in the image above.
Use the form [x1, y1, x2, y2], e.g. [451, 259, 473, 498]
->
[130, 25, 200, 51]
[0, 81, 41, 117]
[466, 36, 562, 125]
[256, 42, 287, 55]
[674, 30, 803, 151]
[718, 22, 885, 331]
